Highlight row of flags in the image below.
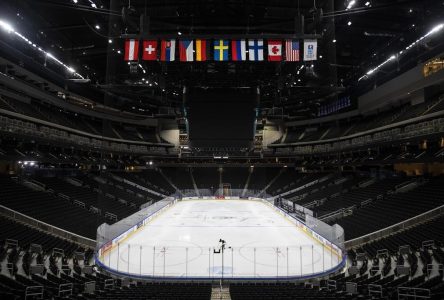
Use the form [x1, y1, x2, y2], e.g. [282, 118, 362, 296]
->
[124, 39, 317, 62]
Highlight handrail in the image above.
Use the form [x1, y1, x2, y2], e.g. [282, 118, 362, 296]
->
[0, 204, 95, 248]
[0, 108, 172, 147]
[345, 204, 444, 248]
[271, 109, 444, 148]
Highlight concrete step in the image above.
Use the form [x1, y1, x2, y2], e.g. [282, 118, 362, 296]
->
[211, 284, 231, 300]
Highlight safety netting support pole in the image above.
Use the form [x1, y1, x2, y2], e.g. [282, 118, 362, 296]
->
[254, 247, 256, 278]
[186, 248, 188, 277]
[117, 243, 120, 271]
[322, 245, 325, 272]
[128, 244, 130, 273]
[152, 246, 156, 276]
[286, 247, 289, 277]
[300, 246, 303, 276]
[231, 247, 234, 277]
[312, 245, 314, 274]
[163, 247, 166, 276]
[276, 247, 279, 278]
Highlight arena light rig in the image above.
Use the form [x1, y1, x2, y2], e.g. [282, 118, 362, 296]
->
[0, 19, 84, 79]
[358, 23, 444, 81]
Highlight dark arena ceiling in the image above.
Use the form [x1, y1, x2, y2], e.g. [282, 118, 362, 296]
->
[1, 0, 444, 119]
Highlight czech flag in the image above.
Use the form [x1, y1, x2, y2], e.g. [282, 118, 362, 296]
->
[179, 40, 194, 62]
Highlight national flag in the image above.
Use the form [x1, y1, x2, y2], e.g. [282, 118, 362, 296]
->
[248, 39, 264, 61]
[142, 40, 157, 61]
[267, 40, 282, 61]
[160, 40, 176, 61]
[213, 40, 229, 61]
[195, 39, 208, 61]
[285, 40, 300, 62]
[303, 39, 317, 61]
[231, 39, 247, 61]
[124, 39, 139, 61]
[179, 40, 194, 62]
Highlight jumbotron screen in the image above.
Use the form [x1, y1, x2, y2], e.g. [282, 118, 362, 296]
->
[188, 87, 257, 148]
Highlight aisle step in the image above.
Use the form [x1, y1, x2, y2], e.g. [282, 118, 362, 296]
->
[211, 283, 231, 300]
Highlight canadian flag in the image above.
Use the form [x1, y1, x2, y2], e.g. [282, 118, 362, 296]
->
[267, 40, 282, 61]
[124, 39, 139, 61]
[142, 40, 157, 61]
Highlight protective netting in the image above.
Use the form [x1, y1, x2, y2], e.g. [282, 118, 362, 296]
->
[95, 195, 346, 279]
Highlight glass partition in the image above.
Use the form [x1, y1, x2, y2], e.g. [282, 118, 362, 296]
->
[95, 193, 346, 280]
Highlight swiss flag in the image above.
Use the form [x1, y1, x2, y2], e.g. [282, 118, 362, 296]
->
[124, 39, 139, 61]
[142, 40, 157, 61]
[268, 40, 282, 61]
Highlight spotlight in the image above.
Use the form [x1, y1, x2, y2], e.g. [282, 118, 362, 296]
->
[0, 20, 14, 33]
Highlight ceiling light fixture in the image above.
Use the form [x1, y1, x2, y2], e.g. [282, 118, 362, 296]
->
[88, 0, 97, 8]
[359, 23, 444, 81]
[346, 0, 356, 10]
[0, 19, 83, 78]
[0, 20, 14, 33]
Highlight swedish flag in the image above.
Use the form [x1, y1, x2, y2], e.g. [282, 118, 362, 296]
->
[213, 40, 229, 61]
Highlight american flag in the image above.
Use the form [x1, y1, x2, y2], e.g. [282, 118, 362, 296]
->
[285, 40, 300, 61]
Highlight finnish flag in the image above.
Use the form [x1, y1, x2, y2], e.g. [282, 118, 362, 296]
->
[248, 39, 264, 61]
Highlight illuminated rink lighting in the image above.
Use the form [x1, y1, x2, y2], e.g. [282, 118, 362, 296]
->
[97, 199, 345, 279]
[0, 18, 83, 79]
[359, 23, 444, 81]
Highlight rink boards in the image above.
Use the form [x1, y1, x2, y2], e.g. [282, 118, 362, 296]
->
[95, 197, 346, 280]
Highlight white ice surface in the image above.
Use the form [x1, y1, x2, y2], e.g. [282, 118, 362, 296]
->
[100, 199, 341, 278]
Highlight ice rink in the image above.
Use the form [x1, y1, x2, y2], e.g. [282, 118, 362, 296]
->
[100, 199, 341, 278]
